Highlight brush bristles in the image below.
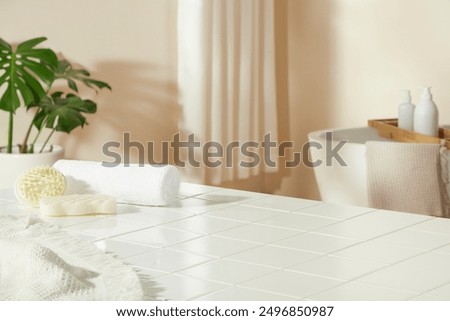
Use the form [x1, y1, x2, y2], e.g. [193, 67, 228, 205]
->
[16, 166, 66, 207]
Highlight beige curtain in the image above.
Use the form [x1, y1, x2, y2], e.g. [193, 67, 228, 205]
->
[178, 0, 278, 185]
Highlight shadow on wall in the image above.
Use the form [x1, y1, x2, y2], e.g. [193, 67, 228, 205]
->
[278, 0, 335, 200]
[272, 0, 291, 194]
[55, 60, 180, 164]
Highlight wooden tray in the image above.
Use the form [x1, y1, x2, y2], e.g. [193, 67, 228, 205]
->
[368, 118, 450, 149]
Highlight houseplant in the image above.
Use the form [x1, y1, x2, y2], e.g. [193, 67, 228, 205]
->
[0, 36, 111, 188]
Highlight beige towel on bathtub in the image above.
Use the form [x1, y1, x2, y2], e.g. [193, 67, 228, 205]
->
[366, 141, 448, 217]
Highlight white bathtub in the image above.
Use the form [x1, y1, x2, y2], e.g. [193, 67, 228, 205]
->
[308, 127, 389, 207]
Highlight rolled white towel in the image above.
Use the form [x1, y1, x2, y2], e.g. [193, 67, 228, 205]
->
[53, 160, 180, 206]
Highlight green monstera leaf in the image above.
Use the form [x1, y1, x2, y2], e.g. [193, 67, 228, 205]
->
[34, 91, 97, 134]
[55, 59, 112, 93]
[0, 37, 58, 112]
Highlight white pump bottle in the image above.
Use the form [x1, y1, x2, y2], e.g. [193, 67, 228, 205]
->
[398, 90, 415, 131]
[413, 87, 438, 137]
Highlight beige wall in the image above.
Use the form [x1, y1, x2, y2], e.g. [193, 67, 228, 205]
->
[2, 0, 450, 200]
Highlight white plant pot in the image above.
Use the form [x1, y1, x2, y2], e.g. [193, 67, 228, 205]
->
[0, 145, 64, 190]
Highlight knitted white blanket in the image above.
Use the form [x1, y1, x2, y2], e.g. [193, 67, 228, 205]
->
[0, 214, 144, 300]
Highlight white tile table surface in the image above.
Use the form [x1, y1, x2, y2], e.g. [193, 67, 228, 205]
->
[2, 183, 450, 301]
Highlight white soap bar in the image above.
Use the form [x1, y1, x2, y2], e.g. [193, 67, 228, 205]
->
[40, 194, 117, 217]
